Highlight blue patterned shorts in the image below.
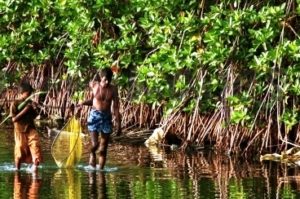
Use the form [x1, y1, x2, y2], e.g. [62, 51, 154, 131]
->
[87, 109, 112, 134]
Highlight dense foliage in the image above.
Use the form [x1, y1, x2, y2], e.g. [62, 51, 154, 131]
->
[1, 0, 300, 152]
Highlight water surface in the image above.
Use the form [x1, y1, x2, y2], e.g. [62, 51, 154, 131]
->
[1, 127, 300, 199]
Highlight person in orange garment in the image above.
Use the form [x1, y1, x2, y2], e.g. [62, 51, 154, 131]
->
[78, 67, 121, 169]
[10, 82, 42, 172]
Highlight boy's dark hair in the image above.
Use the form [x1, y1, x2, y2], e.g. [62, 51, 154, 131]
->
[99, 67, 113, 83]
[19, 82, 33, 94]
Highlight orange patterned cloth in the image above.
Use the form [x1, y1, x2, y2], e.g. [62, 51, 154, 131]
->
[11, 100, 42, 165]
[14, 124, 42, 165]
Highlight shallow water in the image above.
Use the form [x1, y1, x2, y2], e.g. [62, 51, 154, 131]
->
[1, 127, 300, 199]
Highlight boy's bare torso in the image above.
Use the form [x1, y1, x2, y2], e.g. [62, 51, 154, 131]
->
[90, 81, 116, 112]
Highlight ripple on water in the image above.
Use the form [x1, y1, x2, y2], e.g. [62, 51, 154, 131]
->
[0, 162, 61, 173]
[77, 164, 118, 172]
[0, 163, 16, 172]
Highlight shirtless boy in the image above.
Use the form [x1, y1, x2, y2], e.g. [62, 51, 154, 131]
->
[79, 67, 121, 169]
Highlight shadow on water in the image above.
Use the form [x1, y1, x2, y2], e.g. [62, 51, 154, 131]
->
[1, 126, 300, 198]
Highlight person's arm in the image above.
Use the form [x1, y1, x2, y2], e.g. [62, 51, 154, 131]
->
[12, 104, 31, 122]
[10, 101, 17, 117]
[112, 86, 121, 135]
[80, 99, 93, 106]
[78, 81, 96, 107]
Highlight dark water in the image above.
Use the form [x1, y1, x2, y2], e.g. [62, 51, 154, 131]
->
[1, 127, 300, 199]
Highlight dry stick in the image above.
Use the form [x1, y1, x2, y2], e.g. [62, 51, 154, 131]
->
[280, 138, 300, 148]
[161, 67, 200, 130]
[189, 116, 198, 142]
[226, 64, 239, 152]
[130, 105, 136, 125]
[217, 101, 227, 143]
[145, 105, 150, 127]
[36, 65, 43, 89]
[161, 99, 185, 129]
[121, 104, 129, 125]
[244, 128, 265, 154]
[182, 115, 187, 137]
[261, 101, 276, 152]
[165, 114, 181, 136]
[184, 114, 188, 138]
[55, 89, 61, 116]
[36, 66, 47, 115]
[196, 115, 208, 143]
[123, 105, 130, 125]
[247, 81, 274, 150]
[131, 106, 136, 124]
[150, 106, 157, 126]
[121, 48, 159, 120]
[187, 104, 199, 142]
[174, 113, 189, 139]
[129, 106, 134, 124]
[237, 77, 256, 151]
[296, 124, 300, 143]
[199, 0, 205, 18]
[43, 59, 65, 115]
[210, 109, 222, 141]
[191, 118, 203, 145]
[135, 106, 140, 125]
[142, 105, 147, 127]
[229, 125, 239, 153]
[122, 78, 138, 114]
[274, 26, 286, 151]
[40, 65, 46, 89]
[183, 70, 207, 145]
[49, 90, 55, 117]
[149, 104, 162, 127]
[179, 113, 185, 139]
[235, 127, 243, 149]
[199, 111, 220, 143]
[139, 103, 144, 127]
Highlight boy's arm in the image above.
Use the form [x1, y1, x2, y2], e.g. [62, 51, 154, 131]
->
[10, 102, 17, 117]
[12, 104, 31, 122]
[79, 99, 93, 106]
[78, 85, 94, 107]
[112, 86, 121, 135]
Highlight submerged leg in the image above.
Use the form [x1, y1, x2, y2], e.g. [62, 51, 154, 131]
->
[98, 133, 110, 170]
[89, 132, 99, 167]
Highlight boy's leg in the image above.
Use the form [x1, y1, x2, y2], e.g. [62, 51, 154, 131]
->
[15, 158, 21, 170]
[27, 129, 42, 173]
[31, 158, 40, 173]
[89, 132, 99, 167]
[98, 133, 110, 170]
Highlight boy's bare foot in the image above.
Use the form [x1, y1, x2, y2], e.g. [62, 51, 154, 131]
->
[89, 154, 96, 168]
[31, 164, 38, 173]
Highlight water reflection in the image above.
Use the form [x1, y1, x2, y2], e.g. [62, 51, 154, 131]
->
[14, 172, 41, 199]
[52, 169, 82, 199]
[88, 171, 107, 199]
[2, 125, 300, 198]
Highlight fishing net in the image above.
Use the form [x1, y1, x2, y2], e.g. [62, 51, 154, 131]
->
[51, 116, 82, 168]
